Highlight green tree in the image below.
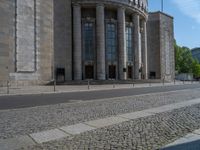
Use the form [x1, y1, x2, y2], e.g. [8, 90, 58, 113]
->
[175, 43, 193, 73]
[175, 41, 200, 78]
[192, 59, 200, 77]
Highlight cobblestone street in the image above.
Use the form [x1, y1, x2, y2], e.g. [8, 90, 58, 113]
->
[26, 104, 200, 150]
[1, 87, 200, 149]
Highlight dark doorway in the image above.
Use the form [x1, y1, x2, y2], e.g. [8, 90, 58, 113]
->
[109, 65, 116, 79]
[150, 72, 156, 79]
[56, 68, 65, 82]
[128, 66, 132, 79]
[85, 65, 94, 79]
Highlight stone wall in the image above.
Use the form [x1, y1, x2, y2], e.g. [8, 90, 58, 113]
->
[147, 13, 161, 79]
[159, 12, 175, 81]
[147, 12, 175, 81]
[0, 0, 15, 81]
[37, 0, 54, 82]
[0, 0, 54, 85]
[54, 0, 72, 81]
[16, 0, 36, 72]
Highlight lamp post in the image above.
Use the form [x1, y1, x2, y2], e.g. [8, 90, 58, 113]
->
[161, 0, 164, 12]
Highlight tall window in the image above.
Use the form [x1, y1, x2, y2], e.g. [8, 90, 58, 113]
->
[126, 26, 133, 62]
[106, 23, 117, 61]
[83, 22, 94, 61]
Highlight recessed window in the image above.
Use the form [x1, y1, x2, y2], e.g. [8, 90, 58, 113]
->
[83, 22, 95, 61]
[126, 26, 133, 62]
[106, 23, 117, 61]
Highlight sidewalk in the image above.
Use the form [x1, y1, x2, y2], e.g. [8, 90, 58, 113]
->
[0, 81, 198, 96]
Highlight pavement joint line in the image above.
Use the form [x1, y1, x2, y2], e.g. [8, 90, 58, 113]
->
[27, 134, 38, 145]
[0, 83, 199, 97]
[83, 122, 101, 129]
[1, 98, 200, 148]
[58, 128, 74, 136]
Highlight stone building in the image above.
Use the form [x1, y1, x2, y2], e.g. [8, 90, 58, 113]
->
[0, 0, 175, 85]
[192, 48, 200, 63]
[147, 12, 175, 81]
[0, 0, 54, 85]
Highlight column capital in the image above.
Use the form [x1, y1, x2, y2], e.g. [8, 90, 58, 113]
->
[118, 6, 125, 11]
[73, 3, 81, 7]
[132, 13, 139, 17]
[96, 3, 104, 7]
[140, 19, 147, 33]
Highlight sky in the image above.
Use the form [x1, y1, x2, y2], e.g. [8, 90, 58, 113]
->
[148, 0, 200, 49]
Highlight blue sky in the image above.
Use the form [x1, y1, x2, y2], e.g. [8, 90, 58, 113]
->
[148, 0, 200, 49]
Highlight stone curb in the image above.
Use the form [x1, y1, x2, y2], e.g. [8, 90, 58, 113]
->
[0, 82, 192, 97]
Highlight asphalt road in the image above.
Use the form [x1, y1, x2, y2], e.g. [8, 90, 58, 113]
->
[0, 84, 200, 110]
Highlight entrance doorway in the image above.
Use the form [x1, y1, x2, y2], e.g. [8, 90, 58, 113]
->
[109, 65, 116, 79]
[85, 65, 94, 79]
[127, 66, 132, 79]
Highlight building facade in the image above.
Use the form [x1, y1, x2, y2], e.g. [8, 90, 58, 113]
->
[192, 48, 200, 63]
[147, 12, 175, 81]
[0, 0, 175, 85]
[0, 0, 54, 85]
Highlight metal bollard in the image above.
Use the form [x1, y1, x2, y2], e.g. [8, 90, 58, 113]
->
[113, 79, 115, 88]
[133, 82, 135, 88]
[174, 79, 176, 85]
[7, 80, 9, 94]
[87, 80, 90, 90]
[53, 80, 56, 92]
[162, 79, 165, 86]
[149, 82, 151, 87]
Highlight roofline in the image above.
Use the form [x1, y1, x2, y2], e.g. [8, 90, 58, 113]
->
[191, 48, 200, 51]
[148, 11, 173, 19]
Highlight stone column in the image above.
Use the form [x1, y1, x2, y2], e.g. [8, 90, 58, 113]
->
[133, 14, 141, 79]
[141, 19, 148, 79]
[96, 4, 106, 80]
[73, 4, 82, 80]
[118, 7, 126, 80]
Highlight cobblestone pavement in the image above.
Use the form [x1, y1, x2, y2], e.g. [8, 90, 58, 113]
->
[0, 88, 200, 140]
[23, 103, 200, 150]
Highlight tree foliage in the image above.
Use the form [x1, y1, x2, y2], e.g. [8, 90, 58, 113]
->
[175, 41, 200, 77]
[192, 59, 200, 77]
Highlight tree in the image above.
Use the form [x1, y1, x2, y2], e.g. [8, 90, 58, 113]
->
[192, 59, 200, 78]
[175, 41, 200, 78]
[175, 42, 193, 73]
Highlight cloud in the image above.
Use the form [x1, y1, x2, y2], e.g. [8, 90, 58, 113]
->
[173, 0, 200, 24]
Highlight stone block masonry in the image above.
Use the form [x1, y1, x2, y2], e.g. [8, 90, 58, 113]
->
[0, 0, 15, 81]
[16, 0, 36, 72]
[0, 0, 54, 85]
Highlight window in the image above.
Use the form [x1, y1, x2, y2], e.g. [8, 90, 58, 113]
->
[126, 26, 133, 62]
[106, 23, 117, 61]
[83, 22, 94, 61]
